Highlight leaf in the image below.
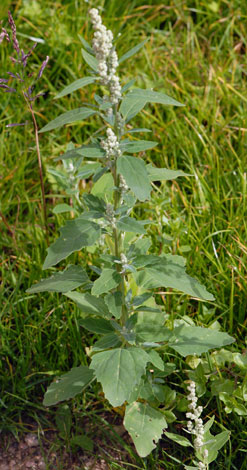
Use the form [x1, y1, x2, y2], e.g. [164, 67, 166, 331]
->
[119, 39, 148, 64]
[117, 155, 152, 201]
[197, 428, 230, 465]
[169, 325, 235, 357]
[164, 431, 193, 447]
[135, 323, 171, 343]
[147, 164, 190, 181]
[43, 219, 101, 269]
[92, 269, 122, 296]
[43, 366, 94, 406]
[90, 347, 150, 406]
[126, 128, 151, 134]
[70, 434, 93, 452]
[124, 402, 167, 457]
[117, 216, 147, 234]
[39, 107, 96, 133]
[65, 291, 109, 317]
[92, 333, 122, 351]
[83, 194, 106, 212]
[122, 79, 136, 93]
[59, 145, 105, 160]
[120, 88, 184, 122]
[120, 140, 158, 153]
[104, 291, 123, 319]
[79, 317, 114, 335]
[81, 48, 98, 71]
[55, 77, 97, 99]
[134, 261, 215, 301]
[78, 35, 94, 54]
[77, 162, 101, 179]
[53, 203, 74, 214]
[147, 350, 164, 371]
[27, 265, 88, 293]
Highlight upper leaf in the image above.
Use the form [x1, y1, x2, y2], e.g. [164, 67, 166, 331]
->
[43, 218, 101, 269]
[55, 77, 97, 99]
[120, 87, 184, 121]
[147, 164, 190, 181]
[43, 366, 94, 406]
[119, 39, 148, 64]
[116, 216, 147, 234]
[119, 140, 158, 154]
[124, 402, 167, 457]
[27, 265, 88, 293]
[134, 259, 215, 301]
[117, 155, 152, 201]
[91, 269, 122, 296]
[169, 325, 235, 357]
[39, 107, 96, 133]
[90, 347, 150, 406]
[81, 48, 98, 71]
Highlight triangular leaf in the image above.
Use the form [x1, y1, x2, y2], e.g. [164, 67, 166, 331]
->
[117, 155, 152, 201]
[43, 219, 101, 269]
[55, 77, 97, 99]
[117, 216, 147, 234]
[43, 366, 94, 406]
[147, 164, 190, 181]
[124, 402, 167, 457]
[90, 347, 150, 406]
[104, 291, 122, 319]
[120, 140, 158, 153]
[39, 107, 96, 133]
[169, 325, 235, 357]
[65, 291, 109, 317]
[134, 261, 214, 301]
[79, 317, 114, 334]
[91, 269, 121, 296]
[27, 265, 88, 293]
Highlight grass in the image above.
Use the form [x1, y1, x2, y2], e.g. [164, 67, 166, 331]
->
[1, 0, 247, 468]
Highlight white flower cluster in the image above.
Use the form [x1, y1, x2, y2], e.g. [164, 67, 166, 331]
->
[105, 203, 116, 228]
[89, 8, 122, 104]
[120, 253, 129, 273]
[186, 381, 208, 469]
[100, 128, 122, 160]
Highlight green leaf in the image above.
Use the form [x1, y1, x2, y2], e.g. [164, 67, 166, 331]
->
[117, 216, 147, 234]
[134, 261, 214, 301]
[92, 332, 122, 351]
[92, 269, 122, 296]
[124, 402, 167, 457]
[164, 431, 193, 447]
[70, 434, 93, 452]
[65, 291, 109, 317]
[79, 317, 114, 335]
[117, 155, 152, 201]
[120, 140, 158, 153]
[78, 35, 94, 54]
[197, 428, 230, 465]
[39, 107, 96, 133]
[147, 350, 164, 371]
[77, 162, 101, 179]
[126, 128, 151, 134]
[81, 48, 98, 71]
[27, 265, 88, 293]
[43, 366, 94, 406]
[119, 39, 148, 64]
[83, 194, 106, 212]
[135, 323, 171, 343]
[55, 77, 97, 99]
[90, 347, 150, 406]
[43, 219, 101, 269]
[53, 203, 74, 214]
[120, 88, 184, 122]
[169, 325, 235, 357]
[104, 291, 122, 319]
[59, 145, 105, 160]
[147, 164, 190, 181]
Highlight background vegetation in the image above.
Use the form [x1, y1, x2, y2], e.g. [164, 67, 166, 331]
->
[1, 0, 247, 468]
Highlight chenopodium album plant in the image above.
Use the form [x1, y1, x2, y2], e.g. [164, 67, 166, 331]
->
[28, 8, 234, 460]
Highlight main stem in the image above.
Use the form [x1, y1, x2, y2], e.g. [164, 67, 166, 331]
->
[112, 105, 128, 326]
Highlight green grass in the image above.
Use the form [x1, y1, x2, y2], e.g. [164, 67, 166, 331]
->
[1, 0, 247, 468]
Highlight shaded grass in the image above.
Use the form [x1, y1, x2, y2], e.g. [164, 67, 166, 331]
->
[1, 0, 247, 468]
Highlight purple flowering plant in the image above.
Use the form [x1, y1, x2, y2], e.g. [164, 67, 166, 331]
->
[1, 12, 49, 237]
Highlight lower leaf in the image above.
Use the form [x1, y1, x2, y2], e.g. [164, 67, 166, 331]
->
[124, 402, 167, 457]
